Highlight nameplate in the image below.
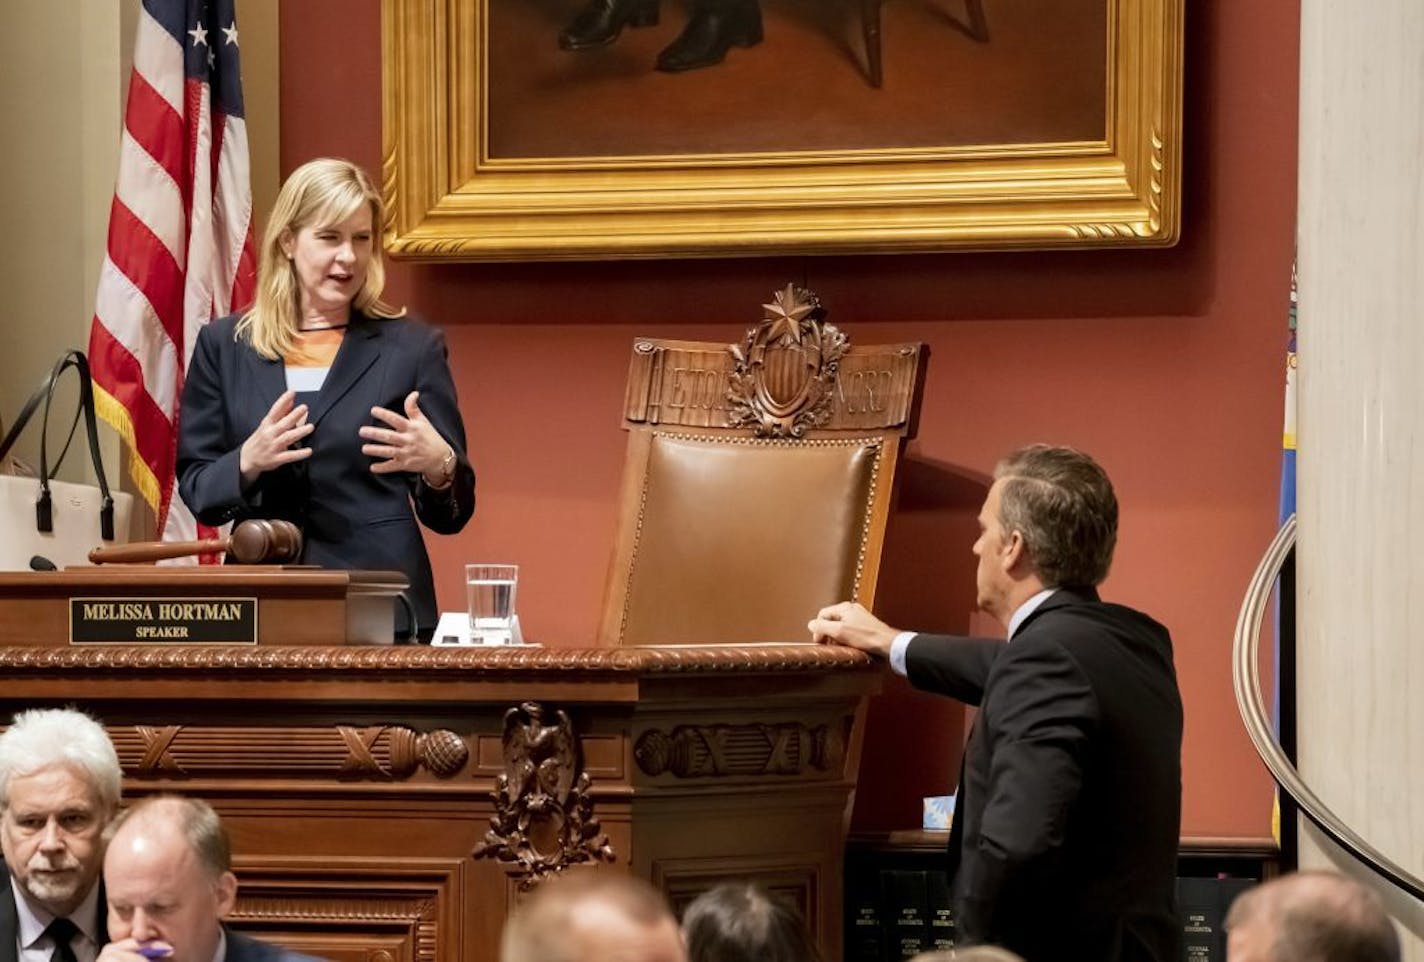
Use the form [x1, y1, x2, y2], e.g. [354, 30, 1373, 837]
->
[69, 597, 258, 644]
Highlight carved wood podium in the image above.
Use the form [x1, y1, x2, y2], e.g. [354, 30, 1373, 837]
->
[0, 289, 919, 961]
[0, 641, 880, 962]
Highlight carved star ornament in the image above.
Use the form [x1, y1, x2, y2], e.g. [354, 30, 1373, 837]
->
[762, 283, 817, 346]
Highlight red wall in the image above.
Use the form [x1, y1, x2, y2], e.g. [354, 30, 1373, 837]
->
[280, 1, 1298, 839]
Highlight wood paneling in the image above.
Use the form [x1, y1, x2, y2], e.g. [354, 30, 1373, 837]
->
[0, 642, 880, 962]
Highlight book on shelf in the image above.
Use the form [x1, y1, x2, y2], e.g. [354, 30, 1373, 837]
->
[882, 869, 932, 960]
[1177, 875, 1257, 962]
[846, 862, 885, 962]
[927, 868, 955, 951]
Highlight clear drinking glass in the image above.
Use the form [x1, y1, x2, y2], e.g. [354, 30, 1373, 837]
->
[465, 564, 518, 644]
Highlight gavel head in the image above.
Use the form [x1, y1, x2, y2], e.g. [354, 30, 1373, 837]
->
[228, 519, 303, 564]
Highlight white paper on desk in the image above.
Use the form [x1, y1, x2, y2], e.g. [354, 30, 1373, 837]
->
[431, 611, 531, 647]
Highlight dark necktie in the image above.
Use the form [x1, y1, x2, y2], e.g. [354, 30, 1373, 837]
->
[43, 917, 79, 962]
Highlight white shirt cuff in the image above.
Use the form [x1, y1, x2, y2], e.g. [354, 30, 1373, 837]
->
[889, 631, 917, 677]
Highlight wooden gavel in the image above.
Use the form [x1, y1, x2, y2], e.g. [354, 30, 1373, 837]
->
[88, 519, 303, 565]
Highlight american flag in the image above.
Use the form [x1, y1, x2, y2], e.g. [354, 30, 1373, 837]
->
[88, 0, 255, 549]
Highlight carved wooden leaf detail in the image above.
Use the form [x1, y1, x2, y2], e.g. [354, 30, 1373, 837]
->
[471, 702, 616, 890]
[729, 285, 850, 438]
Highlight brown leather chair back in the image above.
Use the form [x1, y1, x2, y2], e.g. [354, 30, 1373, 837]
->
[599, 285, 925, 646]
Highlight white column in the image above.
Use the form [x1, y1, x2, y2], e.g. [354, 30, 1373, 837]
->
[1295, 0, 1424, 956]
[0, 1, 123, 475]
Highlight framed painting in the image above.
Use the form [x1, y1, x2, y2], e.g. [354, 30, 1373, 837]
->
[381, 0, 1183, 260]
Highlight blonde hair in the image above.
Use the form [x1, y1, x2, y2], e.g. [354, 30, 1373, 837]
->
[237, 157, 403, 359]
[911, 950, 1024, 962]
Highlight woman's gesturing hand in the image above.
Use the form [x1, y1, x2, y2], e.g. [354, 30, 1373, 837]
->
[360, 391, 453, 484]
[239, 390, 314, 487]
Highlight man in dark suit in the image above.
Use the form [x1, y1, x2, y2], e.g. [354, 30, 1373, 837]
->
[98, 797, 319, 962]
[810, 444, 1183, 962]
[1, 709, 121, 962]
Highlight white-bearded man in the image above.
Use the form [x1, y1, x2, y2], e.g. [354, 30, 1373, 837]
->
[0, 709, 122, 962]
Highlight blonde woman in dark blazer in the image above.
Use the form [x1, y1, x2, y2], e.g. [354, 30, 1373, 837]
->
[178, 158, 475, 640]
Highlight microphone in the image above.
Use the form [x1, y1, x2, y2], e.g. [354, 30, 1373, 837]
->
[87, 519, 302, 565]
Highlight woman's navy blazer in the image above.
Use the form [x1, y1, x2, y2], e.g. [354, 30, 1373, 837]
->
[177, 311, 476, 635]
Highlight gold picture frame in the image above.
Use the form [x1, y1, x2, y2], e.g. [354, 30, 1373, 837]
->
[381, 0, 1183, 261]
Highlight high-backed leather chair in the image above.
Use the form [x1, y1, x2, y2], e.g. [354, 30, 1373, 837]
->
[598, 285, 925, 646]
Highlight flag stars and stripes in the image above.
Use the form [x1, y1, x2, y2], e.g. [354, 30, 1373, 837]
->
[89, 0, 255, 553]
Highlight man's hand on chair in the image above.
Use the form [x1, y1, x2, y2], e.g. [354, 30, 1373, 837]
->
[809, 601, 899, 658]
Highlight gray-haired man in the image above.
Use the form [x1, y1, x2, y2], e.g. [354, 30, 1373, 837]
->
[1, 709, 122, 962]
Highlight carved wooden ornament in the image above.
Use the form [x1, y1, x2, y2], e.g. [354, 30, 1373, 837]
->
[472, 702, 615, 890]
[113, 724, 469, 781]
[728, 284, 850, 438]
[634, 721, 844, 779]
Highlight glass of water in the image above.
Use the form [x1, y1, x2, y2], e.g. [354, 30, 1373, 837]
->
[465, 564, 518, 645]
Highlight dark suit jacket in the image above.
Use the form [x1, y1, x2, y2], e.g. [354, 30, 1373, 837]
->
[177, 312, 476, 635]
[905, 587, 1184, 962]
[0, 857, 107, 962]
[225, 928, 324, 962]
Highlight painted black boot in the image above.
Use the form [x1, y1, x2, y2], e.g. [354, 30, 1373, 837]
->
[654, 0, 762, 71]
[559, 0, 660, 50]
